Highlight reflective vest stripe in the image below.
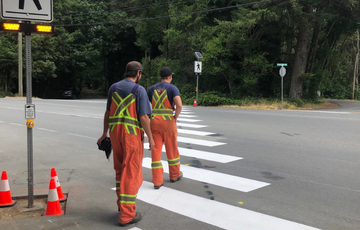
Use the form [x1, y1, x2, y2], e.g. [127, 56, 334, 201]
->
[116, 181, 120, 190]
[113, 96, 135, 117]
[109, 90, 142, 134]
[109, 117, 140, 127]
[151, 161, 163, 169]
[112, 94, 121, 104]
[152, 89, 173, 120]
[168, 157, 180, 166]
[152, 109, 173, 115]
[154, 91, 168, 109]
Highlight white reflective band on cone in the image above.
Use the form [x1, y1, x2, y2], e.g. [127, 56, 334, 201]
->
[51, 176, 61, 187]
[48, 188, 59, 202]
[0, 180, 10, 192]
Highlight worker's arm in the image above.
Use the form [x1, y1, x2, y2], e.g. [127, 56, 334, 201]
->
[139, 114, 155, 151]
[173, 96, 182, 122]
[97, 110, 110, 146]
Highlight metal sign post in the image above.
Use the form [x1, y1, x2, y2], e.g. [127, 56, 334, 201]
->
[1, 1, 53, 209]
[25, 28, 34, 208]
[277, 63, 287, 105]
[194, 54, 203, 105]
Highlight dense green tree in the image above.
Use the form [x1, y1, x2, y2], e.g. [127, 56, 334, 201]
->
[1, 0, 360, 102]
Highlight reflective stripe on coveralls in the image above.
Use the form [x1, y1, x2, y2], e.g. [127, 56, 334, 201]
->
[109, 83, 144, 224]
[151, 86, 173, 121]
[168, 157, 180, 166]
[150, 85, 181, 186]
[109, 92, 142, 134]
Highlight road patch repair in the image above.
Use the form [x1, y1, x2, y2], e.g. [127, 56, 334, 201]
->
[0, 170, 68, 219]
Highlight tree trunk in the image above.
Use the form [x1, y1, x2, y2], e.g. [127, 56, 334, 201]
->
[145, 49, 151, 89]
[307, 19, 322, 73]
[289, 5, 313, 99]
[148, 51, 151, 88]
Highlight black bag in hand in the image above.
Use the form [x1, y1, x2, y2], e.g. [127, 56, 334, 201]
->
[97, 137, 112, 160]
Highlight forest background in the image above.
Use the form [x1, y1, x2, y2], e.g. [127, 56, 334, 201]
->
[1, 0, 360, 107]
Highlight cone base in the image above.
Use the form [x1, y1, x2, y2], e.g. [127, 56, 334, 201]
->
[0, 200, 17, 207]
[59, 194, 67, 202]
[44, 210, 64, 216]
[44, 202, 63, 216]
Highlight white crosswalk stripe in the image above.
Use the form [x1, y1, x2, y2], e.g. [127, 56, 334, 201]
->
[142, 158, 269, 192]
[145, 133, 224, 146]
[177, 129, 215, 136]
[177, 136, 226, 147]
[144, 143, 241, 163]
[178, 114, 198, 118]
[177, 118, 202, 122]
[137, 181, 321, 230]
[176, 123, 208, 128]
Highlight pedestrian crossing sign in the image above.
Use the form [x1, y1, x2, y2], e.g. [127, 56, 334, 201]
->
[194, 61, 202, 74]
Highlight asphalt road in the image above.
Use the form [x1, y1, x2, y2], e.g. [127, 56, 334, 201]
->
[0, 98, 359, 230]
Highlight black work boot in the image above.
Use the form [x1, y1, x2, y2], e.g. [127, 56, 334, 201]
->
[170, 171, 183, 183]
[119, 212, 142, 227]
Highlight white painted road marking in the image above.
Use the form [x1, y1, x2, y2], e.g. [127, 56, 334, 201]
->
[137, 181, 320, 230]
[9, 123, 24, 127]
[142, 158, 269, 192]
[177, 129, 215, 136]
[66, 133, 96, 139]
[37, 128, 58, 132]
[144, 135, 224, 147]
[180, 111, 194, 114]
[176, 123, 208, 128]
[179, 114, 197, 118]
[177, 118, 202, 122]
[177, 136, 226, 147]
[144, 143, 241, 163]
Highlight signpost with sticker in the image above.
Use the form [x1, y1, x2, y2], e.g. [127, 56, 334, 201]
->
[1, 0, 53, 208]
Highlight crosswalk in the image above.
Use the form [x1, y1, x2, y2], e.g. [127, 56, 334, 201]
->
[138, 107, 321, 230]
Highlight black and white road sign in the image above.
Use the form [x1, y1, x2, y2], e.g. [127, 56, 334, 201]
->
[194, 61, 202, 74]
[1, 0, 53, 22]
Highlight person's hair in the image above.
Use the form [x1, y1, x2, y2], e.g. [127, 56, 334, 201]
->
[123, 70, 139, 78]
[161, 75, 170, 80]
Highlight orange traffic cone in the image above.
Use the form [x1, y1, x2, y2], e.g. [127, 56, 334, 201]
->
[193, 99, 197, 107]
[0, 171, 17, 207]
[50, 168, 67, 202]
[45, 178, 63, 216]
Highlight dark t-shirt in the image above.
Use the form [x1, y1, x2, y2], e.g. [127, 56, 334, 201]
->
[147, 82, 180, 108]
[106, 79, 151, 117]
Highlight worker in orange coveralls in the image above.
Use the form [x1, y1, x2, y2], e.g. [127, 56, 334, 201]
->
[98, 61, 155, 227]
[147, 67, 183, 189]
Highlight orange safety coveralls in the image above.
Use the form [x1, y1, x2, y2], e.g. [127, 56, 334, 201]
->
[150, 86, 181, 186]
[108, 84, 144, 224]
